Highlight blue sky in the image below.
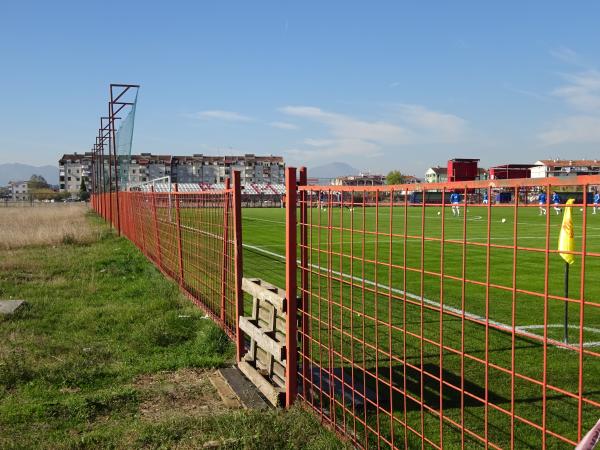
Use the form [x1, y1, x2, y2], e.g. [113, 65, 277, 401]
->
[1, 1, 599, 176]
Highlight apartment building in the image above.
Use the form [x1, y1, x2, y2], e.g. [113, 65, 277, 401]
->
[161, 154, 285, 185]
[59, 153, 285, 193]
[59, 152, 92, 193]
[8, 181, 29, 201]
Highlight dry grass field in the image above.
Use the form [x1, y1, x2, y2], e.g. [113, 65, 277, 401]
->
[0, 203, 101, 250]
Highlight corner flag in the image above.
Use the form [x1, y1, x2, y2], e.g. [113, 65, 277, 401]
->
[558, 198, 576, 265]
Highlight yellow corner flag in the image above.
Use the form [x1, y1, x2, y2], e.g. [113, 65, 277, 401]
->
[558, 198, 576, 265]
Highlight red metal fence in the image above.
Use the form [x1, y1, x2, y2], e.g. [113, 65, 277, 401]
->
[91, 175, 243, 340]
[91, 165, 600, 449]
[289, 168, 600, 449]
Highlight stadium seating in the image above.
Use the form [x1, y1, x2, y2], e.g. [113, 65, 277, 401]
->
[132, 182, 286, 194]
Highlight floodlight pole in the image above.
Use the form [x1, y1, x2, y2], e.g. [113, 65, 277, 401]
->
[89, 146, 94, 198]
[98, 133, 107, 220]
[90, 145, 96, 206]
[108, 83, 140, 235]
[108, 99, 120, 234]
[100, 117, 112, 223]
[95, 138, 101, 216]
[96, 136, 103, 216]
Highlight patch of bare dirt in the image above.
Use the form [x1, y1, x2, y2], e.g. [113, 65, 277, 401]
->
[134, 368, 236, 422]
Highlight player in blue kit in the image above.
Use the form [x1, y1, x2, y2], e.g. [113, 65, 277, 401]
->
[538, 191, 547, 215]
[450, 191, 461, 216]
[552, 192, 562, 215]
[482, 191, 488, 204]
[593, 191, 600, 215]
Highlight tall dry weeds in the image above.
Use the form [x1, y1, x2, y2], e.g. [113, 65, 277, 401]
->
[0, 204, 101, 249]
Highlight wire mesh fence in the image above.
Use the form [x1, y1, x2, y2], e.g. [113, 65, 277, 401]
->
[91, 168, 600, 449]
[293, 173, 600, 449]
[91, 182, 242, 339]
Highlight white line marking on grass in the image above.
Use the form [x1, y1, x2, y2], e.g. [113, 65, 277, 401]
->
[244, 217, 286, 225]
[243, 242, 599, 350]
[516, 325, 600, 348]
[517, 324, 600, 334]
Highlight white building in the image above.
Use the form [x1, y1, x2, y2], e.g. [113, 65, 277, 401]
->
[59, 153, 91, 193]
[167, 154, 285, 185]
[425, 167, 448, 183]
[9, 181, 29, 201]
[531, 159, 600, 178]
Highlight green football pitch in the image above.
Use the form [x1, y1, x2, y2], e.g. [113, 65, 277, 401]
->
[239, 205, 600, 449]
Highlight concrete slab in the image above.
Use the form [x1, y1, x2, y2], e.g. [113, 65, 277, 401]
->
[0, 300, 25, 315]
[208, 370, 243, 409]
[219, 367, 269, 410]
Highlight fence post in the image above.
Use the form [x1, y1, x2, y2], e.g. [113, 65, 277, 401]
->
[298, 167, 309, 402]
[117, 193, 121, 234]
[220, 178, 231, 327]
[122, 191, 127, 240]
[174, 184, 185, 286]
[140, 193, 146, 253]
[285, 167, 298, 407]
[232, 171, 244, 361]
[129, 192, 134, 240]
[121, 193, 126, 237]
[150, 186, 162, 267]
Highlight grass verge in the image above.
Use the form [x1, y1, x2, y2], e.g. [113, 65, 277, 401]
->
[0, 211, 344, 449]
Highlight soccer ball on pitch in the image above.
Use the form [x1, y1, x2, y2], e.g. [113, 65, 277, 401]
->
[437, 211, 441, 215]
[501, 218, 507, 223]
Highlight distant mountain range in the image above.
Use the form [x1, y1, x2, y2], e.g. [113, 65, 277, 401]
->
[308, 162, 359, 180]
[0, 163, 58, 186]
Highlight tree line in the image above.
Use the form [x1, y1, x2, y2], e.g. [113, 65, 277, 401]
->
[385, 170, 406, 185]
